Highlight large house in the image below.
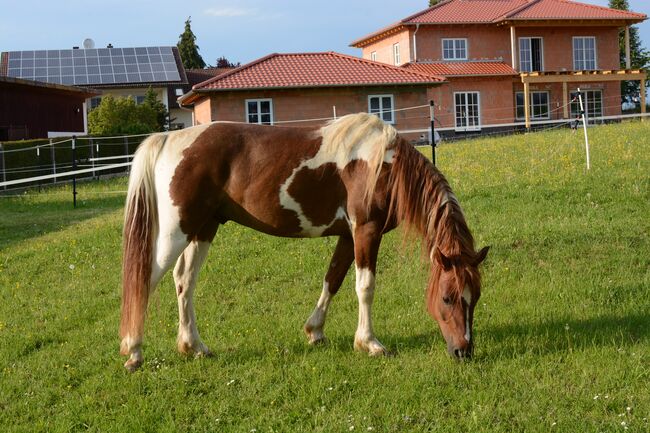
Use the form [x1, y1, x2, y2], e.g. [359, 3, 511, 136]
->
[179, 51, 444, 141]
[351, 0, 647, 135]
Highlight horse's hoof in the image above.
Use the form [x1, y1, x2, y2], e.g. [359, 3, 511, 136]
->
[124, 358, 143, 373]
[354, 338, 390, 357]
[308, 336, 327, 346]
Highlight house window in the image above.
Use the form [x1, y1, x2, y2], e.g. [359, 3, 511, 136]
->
[442, 39, 467, 61]
[90, 97, 102, 109]
[454, 92, 481, 131]
[573, 37, 597, 70]
[370, 51, 377, 62]
[175, 88, 184, 96]
[135, 95, 146, 105]
[515, 91, 550, 120]
[393, 43, 400, 65]
[368, 95, 394, 123]
[519, 37, 544, 72]
[570, 90, 603, 119]
[246, 99, 273, 125]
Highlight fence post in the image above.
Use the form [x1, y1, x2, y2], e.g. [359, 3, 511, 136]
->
[89, 138, 96, 179]
[124, 136, 130, 174]
[37, 146, 42, 192]
[577, 88, 591, 171]
[430, 100, 436, 166]
[50, 139, 57, 184]
[0, 143, 5, 191]
[72, 136, 77, 208]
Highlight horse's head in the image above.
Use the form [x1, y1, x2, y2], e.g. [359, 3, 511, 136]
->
[429, 246, 489, 360]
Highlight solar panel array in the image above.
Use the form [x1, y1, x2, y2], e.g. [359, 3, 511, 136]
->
[5, 46, 182, 86]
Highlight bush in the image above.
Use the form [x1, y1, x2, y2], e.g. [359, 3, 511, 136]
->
[88, 94, 160, 136]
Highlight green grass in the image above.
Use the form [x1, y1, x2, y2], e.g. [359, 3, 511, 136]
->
[1, 122, 649, 432]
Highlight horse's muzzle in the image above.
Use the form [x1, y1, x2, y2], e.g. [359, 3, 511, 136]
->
[448, 341, 473, 360]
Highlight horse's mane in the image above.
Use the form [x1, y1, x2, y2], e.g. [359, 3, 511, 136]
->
[319, 113, 397, 207]
[387, 139, 480, 315]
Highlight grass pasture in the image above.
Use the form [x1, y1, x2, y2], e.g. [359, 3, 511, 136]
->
[0, 122, 649, 432]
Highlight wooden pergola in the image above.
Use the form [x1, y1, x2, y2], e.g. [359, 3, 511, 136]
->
[520, 69, 646, 128]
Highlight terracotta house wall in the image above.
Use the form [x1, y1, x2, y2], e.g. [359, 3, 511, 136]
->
[198, 86, 432, 141]
[361, 30, 413, 66]
[515, 26, 620, 71]
[428, 77, 515, 130]
[194, 98, 213, 125]
[414, 25, 513, 63]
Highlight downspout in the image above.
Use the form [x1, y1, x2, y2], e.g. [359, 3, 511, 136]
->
[412, 24, 420, 63]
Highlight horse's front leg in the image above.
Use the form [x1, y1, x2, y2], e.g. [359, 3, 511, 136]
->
[352, 222, 389, 356]
[304, 236, 355, 345]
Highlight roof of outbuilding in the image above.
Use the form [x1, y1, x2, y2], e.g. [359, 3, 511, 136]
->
[403, 61, 518, 77]
[351, 0, 647, 47]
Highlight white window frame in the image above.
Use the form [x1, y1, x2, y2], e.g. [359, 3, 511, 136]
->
[368, 94, 395, 124]
[515, 91, 550, 120]
[573, 36, 597, 70]
[570, 89, 603, 120]
[442, 38, 468, 61]
[245, 98, 274, 125]
[519, 37, 544, 72]
[393, 43, 400, 65]
[370, 51, 377, 62]
[454, 91, 481, 132]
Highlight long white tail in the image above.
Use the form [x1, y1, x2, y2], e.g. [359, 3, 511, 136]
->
[120, 133, 167, 354]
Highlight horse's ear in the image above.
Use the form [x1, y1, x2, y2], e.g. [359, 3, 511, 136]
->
[434, 247, 453, 271]
[473, 246, 490, 266]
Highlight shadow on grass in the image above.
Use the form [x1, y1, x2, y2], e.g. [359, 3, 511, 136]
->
[301, 310, 650, 362]
[479, 311, 650, 360]
[0, 194, 124, 250]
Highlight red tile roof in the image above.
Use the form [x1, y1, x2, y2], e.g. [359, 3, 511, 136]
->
[351, 0, 647, 47]
[404, 61, 518, 77]
[507, 0, 647, 20]
[192, 52, 444, 91]
[405, 0, 530, 24]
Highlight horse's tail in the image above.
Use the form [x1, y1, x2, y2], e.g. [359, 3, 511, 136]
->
[119, 133, 167, 354]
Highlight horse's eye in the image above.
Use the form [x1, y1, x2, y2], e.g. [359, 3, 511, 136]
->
[442, 295, 453, 306]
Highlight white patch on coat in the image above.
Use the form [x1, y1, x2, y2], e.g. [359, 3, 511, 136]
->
[462, 285, 472, 342]
[278, 138, 393, 237]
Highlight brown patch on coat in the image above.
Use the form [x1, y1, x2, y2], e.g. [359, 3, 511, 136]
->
[287, 162, 346, 228]
[169, 123, 325, 240]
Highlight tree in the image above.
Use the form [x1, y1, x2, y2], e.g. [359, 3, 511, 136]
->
[142, 87, 169, 131]
[608, 0, 649, 101]
[177, 17, 206, 69]
[88, 95, 160, 136]
[429, 0, 440, 6]
[215, 56, 241, 68]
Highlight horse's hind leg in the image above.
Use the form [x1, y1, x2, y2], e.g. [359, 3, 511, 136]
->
[304, 236, 354, 345]
[123, 217, 189, 371]
[174, 239, 213, 357]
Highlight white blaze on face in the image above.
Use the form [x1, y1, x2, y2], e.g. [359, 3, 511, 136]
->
[462, 285, 472, 342]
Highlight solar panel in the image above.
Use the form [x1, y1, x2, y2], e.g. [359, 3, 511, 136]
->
[6, 46, 181, 86]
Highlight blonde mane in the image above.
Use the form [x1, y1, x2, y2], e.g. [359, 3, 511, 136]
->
[319, 113, 397, 206]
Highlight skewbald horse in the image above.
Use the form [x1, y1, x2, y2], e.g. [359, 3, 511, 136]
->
[120, 113, 489, 371]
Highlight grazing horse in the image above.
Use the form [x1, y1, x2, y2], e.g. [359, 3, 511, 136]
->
[120, 113, 489, 371]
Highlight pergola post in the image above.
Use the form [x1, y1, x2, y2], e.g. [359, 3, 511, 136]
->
[563, 81, 569, 119]
[625, 26, 631, 69]
[641, 77, 646, 121]
[511, 26, 518, 70]
[524, 81, 531, 129]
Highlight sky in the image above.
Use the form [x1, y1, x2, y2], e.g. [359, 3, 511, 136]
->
[1, 0, 648, 66]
